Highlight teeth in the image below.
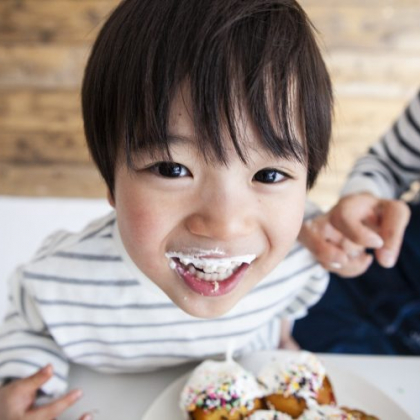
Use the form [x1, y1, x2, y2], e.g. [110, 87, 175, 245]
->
[178, 258, 245, 274]
[166, 252, 256, 270]
[165, 252, 257, 281]
[184, 265, 237, 281]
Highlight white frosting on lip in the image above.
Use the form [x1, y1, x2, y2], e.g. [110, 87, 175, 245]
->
[165, 252, 256, 268]
[165, 251, 256, 281]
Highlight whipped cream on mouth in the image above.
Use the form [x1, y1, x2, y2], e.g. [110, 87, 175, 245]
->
[165, 251, 256, 282]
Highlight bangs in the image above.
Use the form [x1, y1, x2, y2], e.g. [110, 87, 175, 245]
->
[82, 0, 332, 191]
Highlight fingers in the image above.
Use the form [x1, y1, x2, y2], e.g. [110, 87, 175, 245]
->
[79, 413, 94, 420]
[19, 364, 53, 393]
[330, 252, 374, 278]
[375, 200, 411, 267]
[29, 389, 83, 420]
[330, 203, 384, 249]
[317, 240, 349, 270]
[299, 216, 350, 268]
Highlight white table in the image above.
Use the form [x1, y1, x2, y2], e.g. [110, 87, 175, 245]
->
[62, 354, 420, 420]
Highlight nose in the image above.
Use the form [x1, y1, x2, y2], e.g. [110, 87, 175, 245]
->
[185, 185, 257, 242]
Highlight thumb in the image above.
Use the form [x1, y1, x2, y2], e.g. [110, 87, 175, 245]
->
[20, 364, 53, 394]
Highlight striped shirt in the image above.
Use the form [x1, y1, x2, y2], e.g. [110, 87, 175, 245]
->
[0, 204, 328, 396]
[341, 89, 420, 201]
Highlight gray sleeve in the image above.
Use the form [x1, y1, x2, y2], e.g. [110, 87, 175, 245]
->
[0, 268, 69, 396]
[341, 90, 420, 200]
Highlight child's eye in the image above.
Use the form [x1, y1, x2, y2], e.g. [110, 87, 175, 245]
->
[253, 168, 287, 184]
[149, 162, 191, 178]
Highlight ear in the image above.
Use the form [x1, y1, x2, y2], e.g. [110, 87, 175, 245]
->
[107, 189, 115, 208]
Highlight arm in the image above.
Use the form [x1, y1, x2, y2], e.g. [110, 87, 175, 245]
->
[279, 319, 300, 350]
[341, 89, 420, 200]
[299, 92, 419, 275]
[0, 269, 89, 419]
[0, 269, 70, 395]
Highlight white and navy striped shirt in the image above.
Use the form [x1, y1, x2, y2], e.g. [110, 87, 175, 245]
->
[341, 89, 420, 201]
[0, 204, 328, 396]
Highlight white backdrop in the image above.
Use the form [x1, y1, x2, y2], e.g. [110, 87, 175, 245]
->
[0, 196, 111, 321]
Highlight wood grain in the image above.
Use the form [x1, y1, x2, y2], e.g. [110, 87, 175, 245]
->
[0, 0, 118, 44]
[1, 0, 419, 206]
[0, 163, 106, 197]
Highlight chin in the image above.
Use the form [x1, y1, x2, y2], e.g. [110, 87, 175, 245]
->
[174, 293, 240, 319]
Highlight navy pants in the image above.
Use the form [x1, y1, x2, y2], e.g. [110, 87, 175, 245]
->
[293, 203, 420, 355]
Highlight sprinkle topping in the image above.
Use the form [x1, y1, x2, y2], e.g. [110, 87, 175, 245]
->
[258, 351, 326, 405]
[180, 360, 263, 414]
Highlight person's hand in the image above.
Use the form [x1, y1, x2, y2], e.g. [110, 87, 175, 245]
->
[299, 213, 374, 277]
[329, 193, 411, 269]
[0, 364, 92, 420]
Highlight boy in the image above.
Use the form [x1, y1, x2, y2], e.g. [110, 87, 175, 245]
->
[0, 0, 333, 417]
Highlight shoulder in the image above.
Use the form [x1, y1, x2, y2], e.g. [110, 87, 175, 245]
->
[29, 211, 117, 262]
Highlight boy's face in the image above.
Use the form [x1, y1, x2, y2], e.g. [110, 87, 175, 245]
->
[110, 90, 308, 318]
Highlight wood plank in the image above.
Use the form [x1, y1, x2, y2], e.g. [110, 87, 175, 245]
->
[334, 95, 409, 128]
[1, 1, 419, 49]
[301, 0, 420, 7]
[0, 90, 82, 132]
[0, 131, 90, 164]
[306, 6, 420, 52]
[0, 163, 106, 197]
[0, 0, 118, 44]
[326, 52, 420, 97]
[0, 45, 89, 88]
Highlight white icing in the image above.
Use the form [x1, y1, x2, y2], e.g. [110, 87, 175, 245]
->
[179, 360, 264, 414]
[165, 251, 256, 270]
[258, 351, 326, 405]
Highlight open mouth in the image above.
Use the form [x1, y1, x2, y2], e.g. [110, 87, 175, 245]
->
[165, 252, 256, 297]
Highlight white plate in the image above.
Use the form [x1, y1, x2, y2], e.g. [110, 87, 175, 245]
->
[142, 350, 412, 420]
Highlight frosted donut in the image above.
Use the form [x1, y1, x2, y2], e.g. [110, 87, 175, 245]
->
[257, 352, 335, 418]
[180, 359, 264, 420]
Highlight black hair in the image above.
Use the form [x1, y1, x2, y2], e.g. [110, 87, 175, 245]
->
[82, 0, 333, 196]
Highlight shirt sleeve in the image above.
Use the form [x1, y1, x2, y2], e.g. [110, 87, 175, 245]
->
[280, 262, 329, 320]
[0, 267, 70, 396]
[341, 90, 420, 200]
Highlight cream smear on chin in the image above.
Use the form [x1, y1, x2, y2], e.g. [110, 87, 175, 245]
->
[165, 251, 256, 282]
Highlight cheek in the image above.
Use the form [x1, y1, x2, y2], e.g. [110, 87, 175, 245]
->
[266, 189, 306, 251]
[116, 190, 168, 261]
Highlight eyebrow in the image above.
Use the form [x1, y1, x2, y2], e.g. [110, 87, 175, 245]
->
[166, 134, 194, 145]
[166, 132, 307, 164]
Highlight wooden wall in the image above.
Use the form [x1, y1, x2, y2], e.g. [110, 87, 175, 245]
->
[1, 0, 419, 208]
